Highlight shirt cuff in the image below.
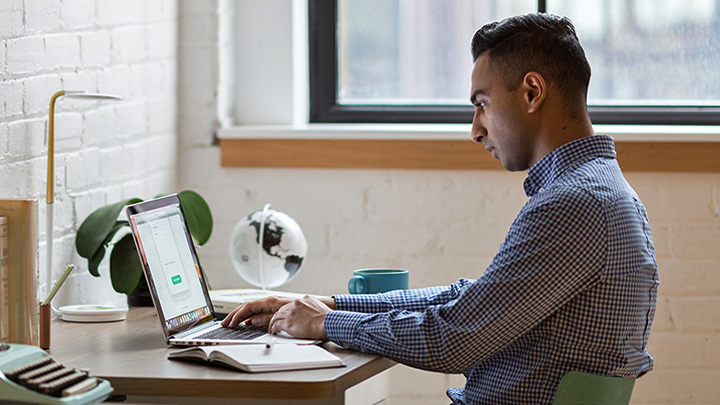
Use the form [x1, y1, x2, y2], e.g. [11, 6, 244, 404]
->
[324, 310, 369, 348]
[332, 293, 391, 313]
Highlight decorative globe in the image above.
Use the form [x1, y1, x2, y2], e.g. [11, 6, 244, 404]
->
[229, 204, 307, 289]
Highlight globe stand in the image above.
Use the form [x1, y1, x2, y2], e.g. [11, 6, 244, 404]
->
[257, 203, 272, 290]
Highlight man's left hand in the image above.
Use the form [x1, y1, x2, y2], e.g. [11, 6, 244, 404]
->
[268, 295, 331, 340]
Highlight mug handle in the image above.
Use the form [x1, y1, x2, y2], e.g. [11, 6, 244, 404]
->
[348, 275, 366, 294]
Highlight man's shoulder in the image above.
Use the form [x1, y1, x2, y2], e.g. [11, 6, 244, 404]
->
[526, 183, 604, 220]
[551, 156, 631, 203]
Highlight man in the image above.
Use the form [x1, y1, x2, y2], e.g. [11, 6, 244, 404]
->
[222, 13, 659, 404]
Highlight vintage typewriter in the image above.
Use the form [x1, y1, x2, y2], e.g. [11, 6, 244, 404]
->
[0, 343, 113, 404]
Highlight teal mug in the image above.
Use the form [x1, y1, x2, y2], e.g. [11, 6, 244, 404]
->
[348, 268, 409, 294]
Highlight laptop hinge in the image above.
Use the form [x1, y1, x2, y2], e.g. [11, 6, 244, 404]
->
[172, 320, 217, 339]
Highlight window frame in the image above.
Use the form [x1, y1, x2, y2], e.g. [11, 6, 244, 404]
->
[308, 0, 720, 125]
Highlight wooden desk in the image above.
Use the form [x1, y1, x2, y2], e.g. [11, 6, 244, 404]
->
[47, 308, 396, 404]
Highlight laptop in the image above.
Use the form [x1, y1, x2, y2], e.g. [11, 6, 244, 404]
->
[125, 194, 316, 346]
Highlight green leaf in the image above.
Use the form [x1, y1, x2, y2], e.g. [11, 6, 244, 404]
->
[87, 221, 128, 277]
[76, 198, 142, 259]
[178, 190, 213, 245]
[88, 245, 105, 277]
[109, 233, 144, 294]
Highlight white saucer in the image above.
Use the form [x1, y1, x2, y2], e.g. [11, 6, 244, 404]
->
[58, 305, 128, 323]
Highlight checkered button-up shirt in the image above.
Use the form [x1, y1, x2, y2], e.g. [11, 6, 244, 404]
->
[324, 135, 659, 404]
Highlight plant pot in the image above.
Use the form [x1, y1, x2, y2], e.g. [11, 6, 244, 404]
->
[126, 276, 153, 307]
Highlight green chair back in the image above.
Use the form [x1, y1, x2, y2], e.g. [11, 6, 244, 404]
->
[552, 371, 636, 405]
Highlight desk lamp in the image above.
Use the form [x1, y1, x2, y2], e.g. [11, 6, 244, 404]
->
[46, 90, 122, 313]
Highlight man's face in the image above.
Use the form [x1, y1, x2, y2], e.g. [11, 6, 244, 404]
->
[470, 53, 535, 172]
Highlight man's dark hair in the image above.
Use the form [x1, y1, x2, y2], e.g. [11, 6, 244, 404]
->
[471, 13, 591, 106]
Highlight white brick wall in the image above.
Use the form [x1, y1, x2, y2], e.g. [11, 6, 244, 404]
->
[0, 0, 178, 305]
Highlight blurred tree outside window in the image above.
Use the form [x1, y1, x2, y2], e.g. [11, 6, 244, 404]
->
[319, 0, 720, 124]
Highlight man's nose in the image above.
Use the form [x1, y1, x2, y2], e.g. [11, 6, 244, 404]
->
[471, 114, 486, 143]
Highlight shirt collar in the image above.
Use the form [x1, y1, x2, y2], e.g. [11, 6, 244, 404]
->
[523, 135, 617, 197]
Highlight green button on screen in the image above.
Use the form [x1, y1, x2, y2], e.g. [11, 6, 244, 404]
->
[172, 275, 182, 285]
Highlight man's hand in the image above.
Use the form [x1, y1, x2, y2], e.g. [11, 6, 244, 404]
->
[220, 295, 337, 340]
[268, 295, 331, 340]
[220, 296, 295, 329]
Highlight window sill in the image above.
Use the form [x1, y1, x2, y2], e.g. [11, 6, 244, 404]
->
[217, 124, 720, 172]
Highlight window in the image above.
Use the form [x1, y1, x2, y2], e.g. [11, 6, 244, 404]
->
[309, 0, 720, 125]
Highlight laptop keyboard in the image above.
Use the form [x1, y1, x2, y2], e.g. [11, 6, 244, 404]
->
[196, 325, 266, 340]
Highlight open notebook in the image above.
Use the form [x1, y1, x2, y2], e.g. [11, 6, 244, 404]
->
[168, 344, 344, 373]
[125, 195, 316, 346]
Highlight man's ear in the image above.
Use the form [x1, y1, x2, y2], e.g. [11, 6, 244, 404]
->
[522, 72, 546, 113]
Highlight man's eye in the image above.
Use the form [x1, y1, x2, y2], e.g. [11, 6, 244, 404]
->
[476, 101, 486, 110]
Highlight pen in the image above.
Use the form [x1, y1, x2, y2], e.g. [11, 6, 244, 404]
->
[265, 336, 276, 353]
[42, 264, 75, 306]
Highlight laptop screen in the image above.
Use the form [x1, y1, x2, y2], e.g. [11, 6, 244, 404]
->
[126, 195, 215, 337]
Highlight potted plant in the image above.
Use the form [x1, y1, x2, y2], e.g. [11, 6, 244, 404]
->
[75, 190, 213, 303]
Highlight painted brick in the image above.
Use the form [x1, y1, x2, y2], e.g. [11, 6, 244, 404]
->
[72, 189, 109, 226]
[0, 0, 24, 39]
[1, 41, 6, 79]
[438, 221, 508, 258]
[0, 79, 24, 118]
[152, 134, 176, 170]
[398, 254, 493, 288]
[632, 173, 720, 225]
[7, 118, 46, 157]
[83, 105, 116, 144]
[96, 0, 144, 27]
[97, 64, 132, 98]
[144, 0, 166, 23]
[114, 100, 148, 137]
[24, 0, 61, 33]
[131, 62, 161, 97]
[649, 296, 674, 332]
[667, 297, 720, 332]
[707, 334, 720, 369]
[65, 147, 100, 192]
[23, 74, 63, 115]
[657, 259, 720, 297]
[59, 0, 96, 29]
[633, 370, 720, 403]
[99, 146, 133, 182]
[650, 224, 670, 259]
[145, 96, 174, 133]
[329, 222, 442, 261]
[646, 332, 709, 369]
[671, 224, 720, 260]
[8, 157, 47, 199]
[0, 124, 8, 156]
[146, 22, 177, 59]
[52, 111, 83, 151]
[7, 36, 45, 75]
[60, 70, 100, 101]
[110, 26, 146, 63]
[0, 164, 12, 195]
[45, 33, 81, 70]
[80, 31, 111, 66]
